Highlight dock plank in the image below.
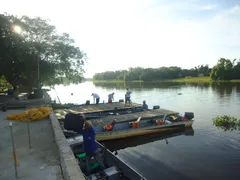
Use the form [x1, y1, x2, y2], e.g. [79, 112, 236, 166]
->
[91, 109, 179, 126]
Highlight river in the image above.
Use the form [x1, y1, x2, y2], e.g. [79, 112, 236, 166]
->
[48, 82, 240, 180]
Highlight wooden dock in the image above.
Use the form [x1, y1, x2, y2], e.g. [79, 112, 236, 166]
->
[54, 102, 142, 119]
[91, 108, 179, 126]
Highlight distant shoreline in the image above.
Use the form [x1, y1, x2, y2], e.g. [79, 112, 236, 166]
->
[89, 77, 240, 83]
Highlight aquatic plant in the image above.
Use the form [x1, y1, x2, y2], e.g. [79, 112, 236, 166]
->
[213, 115, 240, 131]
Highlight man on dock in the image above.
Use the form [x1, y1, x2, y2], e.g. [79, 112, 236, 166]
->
[125, 88, 132, 106]
[91, 93, 100, 104]
[76, 114, 105, 175]
[108, 92, 114, 103]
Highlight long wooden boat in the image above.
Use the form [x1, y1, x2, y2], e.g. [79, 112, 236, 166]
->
[67, 135, 147, 179]
[104, 127, 194, 151]
[95, 119, 194, 141]
[63, 112, 194, 141]
[58, 106, 144, 121]
[54, 102, 144, 120]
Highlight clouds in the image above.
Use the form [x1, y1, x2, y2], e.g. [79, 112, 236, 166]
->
[200, 4, 217, 10]
[0, 0, 240, 77]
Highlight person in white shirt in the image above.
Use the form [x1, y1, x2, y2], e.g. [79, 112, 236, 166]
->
[91, 93, 100, 104]
[108, 92, 114, 103]
[125, 88, 132, 105]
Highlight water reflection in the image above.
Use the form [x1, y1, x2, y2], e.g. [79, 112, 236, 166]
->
[104, 127, 194, 152]
[211, 83, 234, 98]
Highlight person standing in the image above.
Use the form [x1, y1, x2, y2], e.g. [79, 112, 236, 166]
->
[91, 93, 100, 104]
[125, 88, 132, 106]
[108, 92, 114, 103]
[75, 114, 105, 175]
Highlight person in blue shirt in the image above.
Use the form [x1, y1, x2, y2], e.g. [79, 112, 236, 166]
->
[76, 114, 105, 175]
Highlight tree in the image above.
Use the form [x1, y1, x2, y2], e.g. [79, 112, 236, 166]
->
[194, 64, 210, 76]
[0, 13, 86, 91]
[210, 58, 233, 80]
[92, 59, 240, 81]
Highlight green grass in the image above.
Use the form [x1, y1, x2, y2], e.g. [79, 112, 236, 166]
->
[228, 79, 240, 82]
[90, 77, 240, 83]
[165, 77, 211, 82]
[90, 79, 143, 83]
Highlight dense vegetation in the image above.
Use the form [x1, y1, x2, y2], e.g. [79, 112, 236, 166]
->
[210, 58, 240, 80]
[93, 58, 240, 82]
[0, 13, 86, 91]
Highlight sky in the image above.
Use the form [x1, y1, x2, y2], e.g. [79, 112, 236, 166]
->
[1, 0, 240, 78]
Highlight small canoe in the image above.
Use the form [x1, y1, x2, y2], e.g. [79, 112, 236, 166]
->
[67, 135, 147, 180]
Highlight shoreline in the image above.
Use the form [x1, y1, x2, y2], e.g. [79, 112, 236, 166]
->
[89, 77, 240, 83]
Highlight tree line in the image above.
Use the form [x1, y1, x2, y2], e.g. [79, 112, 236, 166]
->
[93, 58, 240, 81]
[0, 13, 86, 91]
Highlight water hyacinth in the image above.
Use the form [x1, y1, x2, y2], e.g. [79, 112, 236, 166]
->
[213, 115, 240, 131]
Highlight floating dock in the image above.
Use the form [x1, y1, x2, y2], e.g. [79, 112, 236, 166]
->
[91, 108, 179, 126]
[54, 102, 142, 119]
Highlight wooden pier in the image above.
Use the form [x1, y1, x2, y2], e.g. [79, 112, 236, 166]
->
[91, 108, 179, 126]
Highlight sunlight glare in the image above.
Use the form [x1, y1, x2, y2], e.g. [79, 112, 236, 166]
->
[13, 25, 22, 34]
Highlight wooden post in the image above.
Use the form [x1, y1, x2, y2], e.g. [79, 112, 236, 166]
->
[26, 111, 31, 149]
[9, 122, 18, 178]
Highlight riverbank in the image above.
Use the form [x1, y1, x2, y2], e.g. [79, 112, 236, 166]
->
[90, 77, 240, 83]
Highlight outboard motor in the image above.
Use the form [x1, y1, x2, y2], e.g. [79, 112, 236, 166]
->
[184, 112, 194, 120]
[153, 105, 160, 110]
[64, 113, 85, 132]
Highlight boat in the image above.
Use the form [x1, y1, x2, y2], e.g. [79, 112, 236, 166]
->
[62, 111, 194, 141]
[67, 134, 147, 180]
[104, 127, 194, 152]
[58, 106, 145, 121]
[54, 101, 146, 120]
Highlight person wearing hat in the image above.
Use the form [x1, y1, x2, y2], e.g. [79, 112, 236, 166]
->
[76, 114, 105, 174]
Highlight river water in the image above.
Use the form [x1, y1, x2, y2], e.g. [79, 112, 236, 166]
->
[48, 82, 240, 180]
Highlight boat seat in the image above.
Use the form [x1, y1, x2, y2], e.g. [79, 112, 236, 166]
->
[76, 152, 86, 159]
[76, 153, 101, 170]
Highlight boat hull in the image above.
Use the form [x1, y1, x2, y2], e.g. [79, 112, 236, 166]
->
[68, 135, 146, 179]
[96, 120, 194, 141]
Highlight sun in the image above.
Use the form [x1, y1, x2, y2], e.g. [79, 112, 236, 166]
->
[13, 25, 22, 34]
